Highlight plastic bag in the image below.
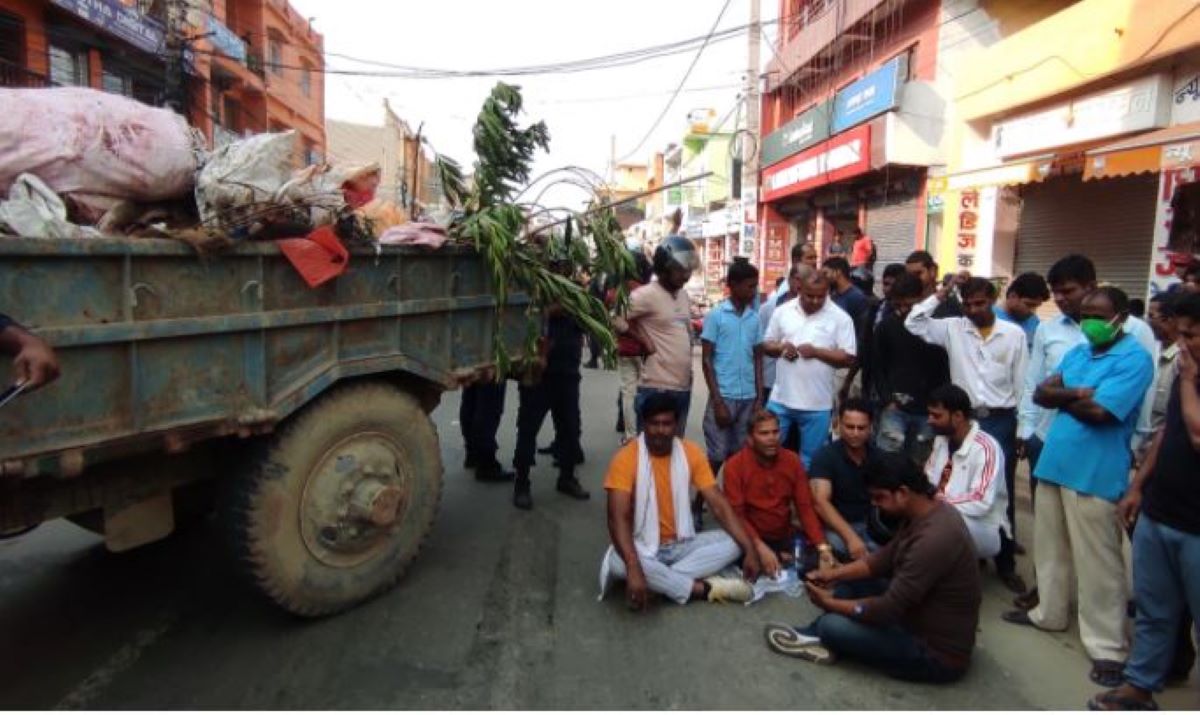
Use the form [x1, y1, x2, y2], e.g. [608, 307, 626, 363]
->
[0, 88, 203, 221]
[0, 173, 100, 239]
[196, 132, 354, 238]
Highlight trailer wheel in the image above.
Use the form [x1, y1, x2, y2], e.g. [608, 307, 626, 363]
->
[221, 381, 443, 616]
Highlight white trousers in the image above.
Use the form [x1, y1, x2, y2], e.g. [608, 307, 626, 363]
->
[963, 518, 1001, 559]
[603, 530, 742, 604]
[617, 356, 643, 441]
[1029, 482, 1130, 662]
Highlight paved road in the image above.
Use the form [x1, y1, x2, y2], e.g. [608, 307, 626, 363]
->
[1, 359, 1196, 709]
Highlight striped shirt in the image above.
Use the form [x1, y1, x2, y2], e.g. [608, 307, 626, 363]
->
[925, 422, 1011, 537]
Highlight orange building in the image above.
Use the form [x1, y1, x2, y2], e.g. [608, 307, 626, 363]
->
[0, 0, 324, 161]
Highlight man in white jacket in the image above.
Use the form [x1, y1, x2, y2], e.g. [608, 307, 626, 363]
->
[925, 384, 1011, 560]
[600, 392, 762, 610]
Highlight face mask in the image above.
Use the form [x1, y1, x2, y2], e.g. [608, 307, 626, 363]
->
[1080, 316, 1121, 347]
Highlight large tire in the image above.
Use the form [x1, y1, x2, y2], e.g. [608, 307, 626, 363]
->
[220, 381, 443, 616]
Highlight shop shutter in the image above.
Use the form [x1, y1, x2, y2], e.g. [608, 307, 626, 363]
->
[865, 190, 919, 271]
[1014, 173, 1158, 303]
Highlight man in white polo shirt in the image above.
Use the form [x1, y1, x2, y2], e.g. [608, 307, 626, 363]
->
[763, 271, 857, 470]
[906, 276, 1028, 593]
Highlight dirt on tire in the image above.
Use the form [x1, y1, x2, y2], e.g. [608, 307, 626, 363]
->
[218, 381, 443, 617]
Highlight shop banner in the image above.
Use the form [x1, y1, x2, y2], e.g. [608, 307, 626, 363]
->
[992, 74, 1171, 159]
[832, 56, 904, 134]
[206, 14, 247, 63]
[50, 0, 164, 55]
[761, 125, 871, 203]
[1148, 160, 1200, 297]
[761, 100, 832, 168]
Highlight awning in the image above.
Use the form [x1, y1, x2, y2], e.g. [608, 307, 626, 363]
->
[1084, 122, 1200, 180]
[943, 155, 1054, 192]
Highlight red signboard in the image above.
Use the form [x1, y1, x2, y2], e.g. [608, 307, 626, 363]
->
[760, 124, 872, 203]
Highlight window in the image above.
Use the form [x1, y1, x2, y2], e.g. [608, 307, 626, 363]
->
[49, 44, 88, 87]
[0, 11, 23, 66]
[300, 60, 311, 97]
[102, 70, 131, 96]
[268, 35, 283, 75]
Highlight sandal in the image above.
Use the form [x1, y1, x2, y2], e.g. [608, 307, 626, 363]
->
[1090, 660, 1126, 688]
[1087, 689, 1158, 711]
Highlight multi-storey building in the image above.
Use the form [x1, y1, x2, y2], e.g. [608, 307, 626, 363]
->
[758, 0, 951, 290]
[0, 0, 325, 162]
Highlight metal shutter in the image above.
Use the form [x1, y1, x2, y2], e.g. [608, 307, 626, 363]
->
[865, 190, 919, 271]
[1014, 174, 1158, 301]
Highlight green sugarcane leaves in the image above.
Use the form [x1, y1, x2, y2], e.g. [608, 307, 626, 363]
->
[437, 83, 635, 376]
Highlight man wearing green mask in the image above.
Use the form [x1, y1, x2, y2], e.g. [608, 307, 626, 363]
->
[1002, 287, 1155, 689]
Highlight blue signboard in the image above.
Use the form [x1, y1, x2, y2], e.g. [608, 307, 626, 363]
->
[831, 55, 906, 134]
[50, 0, 164, 55]
[206, 15, 247, 63]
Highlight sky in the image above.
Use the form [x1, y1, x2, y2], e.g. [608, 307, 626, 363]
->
[287, 0, 779, 210]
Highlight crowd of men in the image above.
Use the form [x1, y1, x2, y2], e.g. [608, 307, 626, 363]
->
[456, 227, 1200, 707]
[3, 215, 1199, 706]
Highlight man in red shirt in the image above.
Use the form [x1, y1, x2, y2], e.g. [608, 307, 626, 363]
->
[723, 410, 836, 576]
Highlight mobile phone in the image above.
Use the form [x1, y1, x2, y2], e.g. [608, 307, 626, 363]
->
[0, 382, 27, 409]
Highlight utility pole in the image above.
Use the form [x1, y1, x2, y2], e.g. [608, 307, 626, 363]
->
[744, 0, 761, 262]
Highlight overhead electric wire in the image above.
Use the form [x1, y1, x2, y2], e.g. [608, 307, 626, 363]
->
[614, 0, 735, 165]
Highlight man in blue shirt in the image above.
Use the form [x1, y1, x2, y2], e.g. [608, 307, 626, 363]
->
[994, 272, 1050, 352]
[1003, 286, 1154, 689]
[701, 259, 764, 480]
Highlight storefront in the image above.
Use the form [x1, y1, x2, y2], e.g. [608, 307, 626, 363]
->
[941, 67, 1200, 298]
[757, 54, 940, 290]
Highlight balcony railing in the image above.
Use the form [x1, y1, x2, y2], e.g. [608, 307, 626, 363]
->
[767, 0, 895, 92]
[0, 58, 49, 89]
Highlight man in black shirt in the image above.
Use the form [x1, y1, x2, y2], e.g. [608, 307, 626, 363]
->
[871, 273, 950, 463]
[905, 251, 963, 318]
[810, 400, 882, 561]
[511, 305, 590, 510]
[1090, 292, 1200, 710]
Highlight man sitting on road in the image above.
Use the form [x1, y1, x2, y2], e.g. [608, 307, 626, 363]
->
[723, 410, 835, 576]
[809, 399, 883, 562]
[764, 452, 982, 683]
[924, 384, 1010, 560]
[599, 393, 762, 609]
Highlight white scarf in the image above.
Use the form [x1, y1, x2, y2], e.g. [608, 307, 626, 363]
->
[598, 435, 694, 600]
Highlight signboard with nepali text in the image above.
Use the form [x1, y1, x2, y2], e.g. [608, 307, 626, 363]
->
[760, 125, 871, 203]
[761, 100, 832, 168]
[831, 56, 905, 134]
[50, 0, 164, 55]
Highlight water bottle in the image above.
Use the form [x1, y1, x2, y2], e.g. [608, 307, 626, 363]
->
[792, 535, 805, 579]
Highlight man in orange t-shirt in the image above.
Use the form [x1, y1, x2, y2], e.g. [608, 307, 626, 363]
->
[601, 393, 762, 609]
[724, 410, 835, 576]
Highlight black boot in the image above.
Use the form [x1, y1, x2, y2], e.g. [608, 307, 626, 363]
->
[513, 472, 533, 510]
[475, 460, 515, 483]
[556, 470, 590, 500]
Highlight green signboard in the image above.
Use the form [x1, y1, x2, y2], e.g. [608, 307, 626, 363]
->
[760, 100, 832, 168]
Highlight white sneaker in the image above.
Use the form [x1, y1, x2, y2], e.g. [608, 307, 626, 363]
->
[764, 623, 832, 662]
[704, 576, 753, 603]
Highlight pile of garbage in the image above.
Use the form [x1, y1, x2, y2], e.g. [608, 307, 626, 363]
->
[0, 87, 450, 287]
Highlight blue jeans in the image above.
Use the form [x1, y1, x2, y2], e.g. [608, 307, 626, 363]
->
[1025, 435, 1044, 507]
[874, 405, 934, 464]
[635, 387, 691, 436]
[976, 410, 1018, 575]
[1123, 515, 1200, 693]
[812, 613, 966, 683]
[766, 402, 831, 470]
[824, 520, 879, 562]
